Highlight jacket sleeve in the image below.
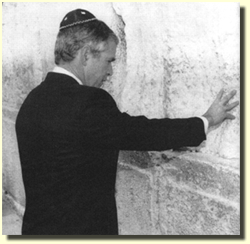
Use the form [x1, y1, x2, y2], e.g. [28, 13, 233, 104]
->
[79, 88, 206, 151]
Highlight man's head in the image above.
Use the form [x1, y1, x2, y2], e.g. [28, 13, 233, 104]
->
[54, 9, 119, 87]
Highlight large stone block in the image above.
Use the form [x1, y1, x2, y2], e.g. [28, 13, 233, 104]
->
[158, 184, 239, 235]
[160, 157, 240, 203]
[148, 151, 240, 235]
[116, 167, 153, 235]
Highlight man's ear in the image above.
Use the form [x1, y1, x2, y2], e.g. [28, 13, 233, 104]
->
[79, 46, 91, 66]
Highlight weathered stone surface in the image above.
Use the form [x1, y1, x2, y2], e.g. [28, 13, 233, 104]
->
[2, 193, 22, 235]
[2, 213, 22, 235]
[160, 157, 240, 203]
[116, 168, 153, 235]
[158, 185, 240, 235]
[101, 5, 127, 108]
[2, 107, 18, 123]
[113, 2, 168, 118]
[2, 119, 25, 206]
[119, 151, 154, 169]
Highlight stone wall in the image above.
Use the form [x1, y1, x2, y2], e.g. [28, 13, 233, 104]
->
[2, 2, 240, 235]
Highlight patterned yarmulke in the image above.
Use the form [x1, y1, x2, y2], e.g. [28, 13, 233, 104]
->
[59, 9, 96, 30]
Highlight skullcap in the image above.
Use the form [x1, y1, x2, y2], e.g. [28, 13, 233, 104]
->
[59, 9, 97, 30]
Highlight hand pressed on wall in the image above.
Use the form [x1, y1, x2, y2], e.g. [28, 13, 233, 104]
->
[203, 89, 239, 129]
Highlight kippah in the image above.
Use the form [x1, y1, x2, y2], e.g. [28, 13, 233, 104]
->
[59, 9, 97, 30]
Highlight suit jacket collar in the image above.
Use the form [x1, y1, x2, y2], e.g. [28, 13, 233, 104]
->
[52, 66, 83, 85]
[44, 72, 81, 87]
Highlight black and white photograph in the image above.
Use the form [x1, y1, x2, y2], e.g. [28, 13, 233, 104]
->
[2, 2, 240, 236]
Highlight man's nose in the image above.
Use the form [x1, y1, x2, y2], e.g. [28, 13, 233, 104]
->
[107, 64, 113, 76]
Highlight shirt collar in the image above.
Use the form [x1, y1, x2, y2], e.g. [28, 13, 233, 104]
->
[52, 66, 83, 85]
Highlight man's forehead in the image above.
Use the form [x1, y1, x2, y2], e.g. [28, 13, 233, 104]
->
[102, 40, 117, 57]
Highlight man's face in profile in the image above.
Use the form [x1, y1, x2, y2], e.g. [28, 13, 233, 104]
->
[84, 39, 117, 88]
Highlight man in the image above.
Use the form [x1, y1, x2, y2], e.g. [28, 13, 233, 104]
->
[15, 9, 239, 235]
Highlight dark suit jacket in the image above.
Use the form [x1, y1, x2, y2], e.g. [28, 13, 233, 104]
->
[15, 72, 206, 235]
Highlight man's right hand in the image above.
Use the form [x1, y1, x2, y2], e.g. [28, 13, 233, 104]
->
[202, 89, 239, 128]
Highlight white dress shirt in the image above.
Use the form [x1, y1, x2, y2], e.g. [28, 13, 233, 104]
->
[52, 66, 83, 85]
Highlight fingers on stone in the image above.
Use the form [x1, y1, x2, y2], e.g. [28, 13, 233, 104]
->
[226, 101, 239, 110]
[216, 89, 224, 100]
[222, 90, 237, 105]
[226, 113, 236, 120]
